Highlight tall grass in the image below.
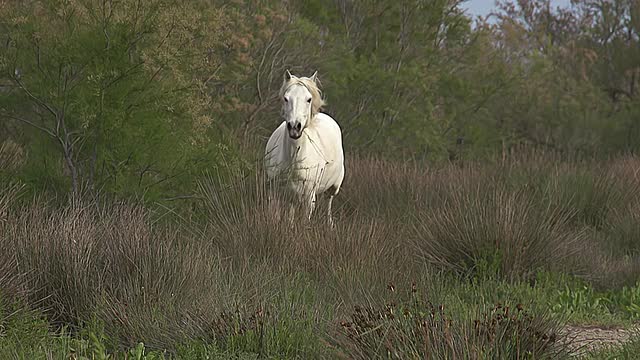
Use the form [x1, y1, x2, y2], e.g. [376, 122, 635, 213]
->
[1, 153, 640, 356]
[0, 140, 25, 173]
[2, 201, 221, 348]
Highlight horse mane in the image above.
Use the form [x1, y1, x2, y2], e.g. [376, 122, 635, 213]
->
[279, 75, 326, 117]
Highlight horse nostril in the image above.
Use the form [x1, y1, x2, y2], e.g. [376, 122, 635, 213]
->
[286, 122, 292, 130]
[296, 123, 301, 131]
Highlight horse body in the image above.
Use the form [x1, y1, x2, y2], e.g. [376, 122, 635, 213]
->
[265, 71, 344, 225]
[266, 113, 344, 196]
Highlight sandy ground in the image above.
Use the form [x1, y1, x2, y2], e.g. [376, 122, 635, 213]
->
[562, 324, 639, 356]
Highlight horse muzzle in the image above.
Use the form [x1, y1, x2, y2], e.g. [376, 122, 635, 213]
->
[287, 121, 303, 139]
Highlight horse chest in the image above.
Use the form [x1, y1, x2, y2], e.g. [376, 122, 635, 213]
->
[282, 144, 332, 193]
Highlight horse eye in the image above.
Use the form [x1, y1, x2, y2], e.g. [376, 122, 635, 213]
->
[284, 97, 288, 102]
[306, 98, 311, 103]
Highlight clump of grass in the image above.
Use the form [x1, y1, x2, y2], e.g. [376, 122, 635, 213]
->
[546, 166, 628, 230]
[603, 203, 640, 257]
[0, 140, 25, 173]
[412, 180, 586, 281]
[1, 200, 244, 351]
[339, 157, 436, 219]
[331, 284, 567, 359]
[0, 182, 22, 220]
[607, 155, 640, 193]
[0, 183, 27, 300]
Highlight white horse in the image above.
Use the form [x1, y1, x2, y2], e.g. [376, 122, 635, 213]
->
[265, 70, 345, 226]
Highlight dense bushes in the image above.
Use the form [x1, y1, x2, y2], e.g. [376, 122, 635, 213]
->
[2, 0, 640, 200]
[0, 0, 239, 198]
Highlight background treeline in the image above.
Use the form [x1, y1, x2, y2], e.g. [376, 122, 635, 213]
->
[1, 0, 639, 199]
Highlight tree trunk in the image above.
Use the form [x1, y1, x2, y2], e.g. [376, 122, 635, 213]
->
[62, 144, 79, 196]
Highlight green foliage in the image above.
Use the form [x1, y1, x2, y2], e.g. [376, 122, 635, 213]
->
[486, 0, 640, 156]
[552, 283, 611, 320]
[2, 0, 640, 200]
[313, 1, 475, 159]
[0, 0, 239, 200]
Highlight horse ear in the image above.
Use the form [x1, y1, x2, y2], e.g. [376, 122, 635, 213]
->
[285, 69, 293, 81]
[310, 71, 318, 83]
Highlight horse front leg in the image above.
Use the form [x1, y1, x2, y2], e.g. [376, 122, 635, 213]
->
[307, 191, 317, 221]
[327, 195, 335, 229]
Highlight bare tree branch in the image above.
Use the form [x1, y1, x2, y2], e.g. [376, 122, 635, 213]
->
[11, 75, 58, 120]
[0, 113, 56, 138]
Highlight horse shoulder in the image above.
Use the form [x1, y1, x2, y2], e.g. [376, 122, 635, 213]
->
[304, 114, 344, 173]
[315, 113, 341, 131]
[310, 113, 340, 142]
[309, 114, 345, 192]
